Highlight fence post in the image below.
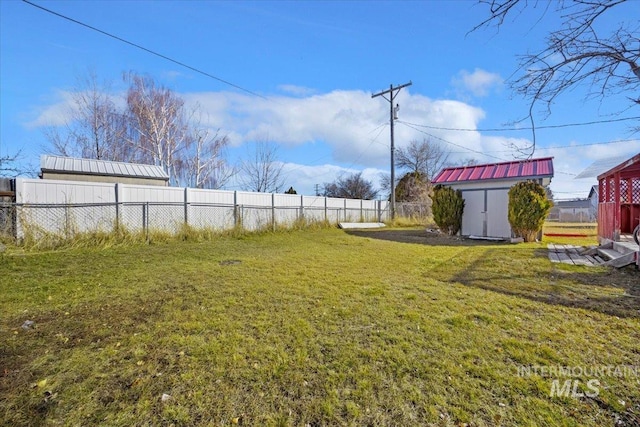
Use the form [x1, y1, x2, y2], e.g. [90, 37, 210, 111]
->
[233, 191, 238, 227]
[184, 187, 189, 227]
[360, 199, 363, 222]
[142, 202, 149, 242]
[377, 200, 382, 222]
[272, 192, 276, 231]
[114, 183, 120, 232]
[324, 197, 328, 222]
[344, 199, 347, 222]
[300, 194, 304, 222]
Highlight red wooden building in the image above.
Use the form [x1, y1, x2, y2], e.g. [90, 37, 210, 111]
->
[597, 153, 640, 241]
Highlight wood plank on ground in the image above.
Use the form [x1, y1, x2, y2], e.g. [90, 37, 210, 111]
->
[584, 255, 600, 265]
[569, 253, 591, 266]
[556, 252, 574, 264]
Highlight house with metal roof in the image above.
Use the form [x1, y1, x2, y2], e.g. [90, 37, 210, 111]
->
[40, 155, 169, 186]
[432, 157, 554, 239]
[550, 198, 595, 222]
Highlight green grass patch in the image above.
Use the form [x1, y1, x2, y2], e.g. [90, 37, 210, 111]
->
[1, 228, 638, 426]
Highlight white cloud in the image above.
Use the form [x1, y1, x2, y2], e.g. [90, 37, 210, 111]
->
[537, 140, 640, 199]
[277, 84, 317, 97]
[451, 68, 504, 98]
[183, 89, 491, 168]
[31, 85, 635, 200]
[26, 90, 76, 128]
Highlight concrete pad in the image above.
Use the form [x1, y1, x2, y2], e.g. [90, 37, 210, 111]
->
[338, 222, 386, 229]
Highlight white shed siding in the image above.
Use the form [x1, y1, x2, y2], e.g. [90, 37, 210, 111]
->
[461, 190, 485, 236]
[459, 185, 514, 238]
[487, 189, 511, 238]
[444, 179, 522, 239]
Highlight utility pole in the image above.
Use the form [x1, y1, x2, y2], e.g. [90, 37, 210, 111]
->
[372, 81, 412, 220]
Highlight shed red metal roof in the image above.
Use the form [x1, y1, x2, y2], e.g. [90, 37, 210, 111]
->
[432, 157, 554, 184]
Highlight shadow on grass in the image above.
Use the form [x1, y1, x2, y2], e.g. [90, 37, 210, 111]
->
[432, 247, 640, 318]
[344, 229, 506, 247]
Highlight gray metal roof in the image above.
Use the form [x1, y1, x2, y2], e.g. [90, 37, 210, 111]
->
[575, 155, 630, 179]
[41, 155, 169, 180]
[555, 199, 591, 209]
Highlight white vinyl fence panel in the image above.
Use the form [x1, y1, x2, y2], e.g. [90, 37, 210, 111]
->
[10, 178, 389, 239]
[15, 179, 118, 237]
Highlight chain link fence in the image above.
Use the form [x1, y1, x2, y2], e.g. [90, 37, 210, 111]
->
[395, 202, 432, 221]
[1, 201, 388, 241]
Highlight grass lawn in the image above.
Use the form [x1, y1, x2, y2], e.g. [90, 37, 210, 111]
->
[1, 227, 639, 426]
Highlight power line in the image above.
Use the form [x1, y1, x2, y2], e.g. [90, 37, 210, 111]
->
[400, 116, 640, 133]
[447, 138, 639, 154]
[398, 121, 507, 162]
[22, 0, 268, 100]
[398, 121, 580, 177]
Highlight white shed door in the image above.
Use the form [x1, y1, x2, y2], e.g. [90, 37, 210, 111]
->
[461, 191, 485, 236]
[486, 189, 511, 238]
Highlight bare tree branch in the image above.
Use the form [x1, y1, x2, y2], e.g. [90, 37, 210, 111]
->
[239, 139, 284, 193]
[472, 0, 639, 156]
[395, 139, 450, 180]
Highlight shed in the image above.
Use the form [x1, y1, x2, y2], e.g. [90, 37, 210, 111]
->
[40, 155, 169, 186]
[597, 153, 640, 241]
[432, 157, 554, 238]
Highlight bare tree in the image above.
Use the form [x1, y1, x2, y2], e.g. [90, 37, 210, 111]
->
[0, 151, 22, 177]
[125, 72, 189, 184]
[45, 70, 133, 162]
[239, 139, 284, 193]
[324, 172, 377, 200]
[473, 0, 640, 154]
[176, 125, 234, 189]
[44, 70, 232, 187]
[396, 139, 450, 180]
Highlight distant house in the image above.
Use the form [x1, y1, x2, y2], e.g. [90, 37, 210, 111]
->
[588, 185, 598, 217]
[551, 198, 594, 222]
[432, 157, 554, 239]
[40, 155, 169, 187]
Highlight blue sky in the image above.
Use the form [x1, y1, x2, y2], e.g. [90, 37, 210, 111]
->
[1, 0, 639, 197]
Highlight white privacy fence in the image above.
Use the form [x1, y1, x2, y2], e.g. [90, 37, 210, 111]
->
[3, 179, 389, 239]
